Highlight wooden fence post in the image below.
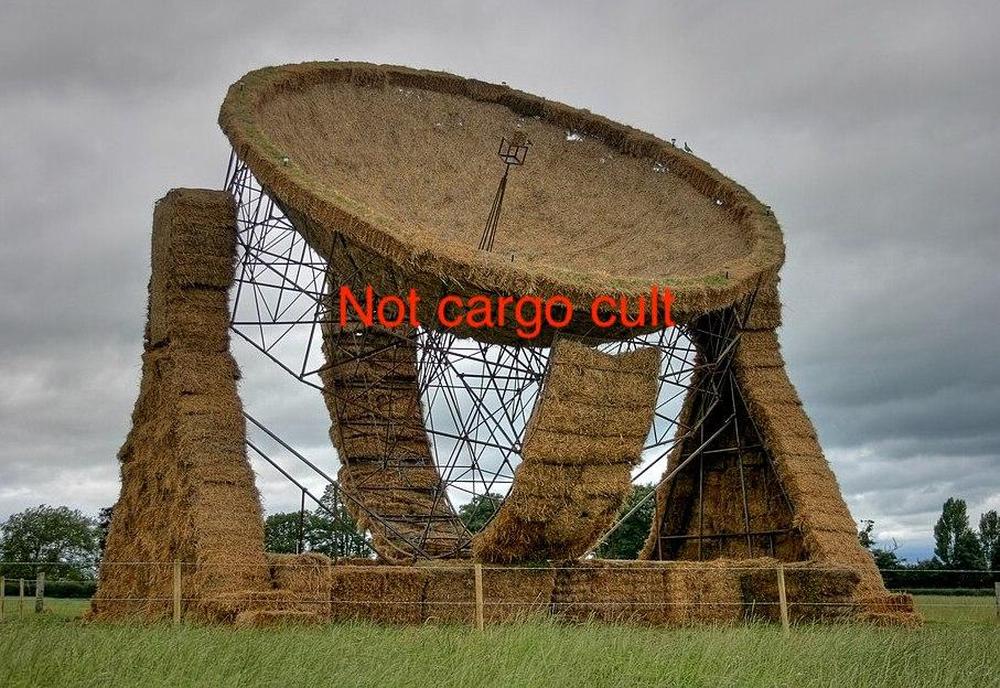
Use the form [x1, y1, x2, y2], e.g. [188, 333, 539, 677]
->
[35, 572, 45, 614]
[994, 582, 999, 622]
[474, 563, 484, 631]
[172, 560, 182, 625]
[776, 564, 790, 635]
[1, 576, 5, 621]
[19, 578, 25, 618]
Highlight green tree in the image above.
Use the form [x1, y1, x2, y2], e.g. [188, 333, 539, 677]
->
[264, 484, 370, 558]
[978, 510, 999, 571]
[264, 511, 307, 554]
[313, 483, 370, 558]
[97, 505, 115, 558]
[458, 493, 503, 534]
[933, 498, 984, 569]
[858, 519, 877, 550]
[953, 529, 985, 571]
[0, 505, 100, 580]
[597, 484, 655, 559]
[858, 519, 904, 569]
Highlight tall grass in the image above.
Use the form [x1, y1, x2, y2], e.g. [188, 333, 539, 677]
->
[1, 597, 995, 688]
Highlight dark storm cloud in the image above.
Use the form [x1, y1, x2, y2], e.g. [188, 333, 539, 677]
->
[2, 1, 998, 557]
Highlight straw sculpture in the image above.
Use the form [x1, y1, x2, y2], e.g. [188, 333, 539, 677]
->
[641, 278, 918, 624]
[319, 318, 468, 560]
[93, 61, 916, 628]
[219, 61, 785, 342]
[91, 189, 270, 621]
[474, 339, 659, 562]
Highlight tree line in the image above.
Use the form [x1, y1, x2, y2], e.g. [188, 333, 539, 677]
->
[859, 497, 999, 589]
[1, 489, 996, 591]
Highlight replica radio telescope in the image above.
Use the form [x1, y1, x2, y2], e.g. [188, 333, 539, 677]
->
[93, 62, 915, 626]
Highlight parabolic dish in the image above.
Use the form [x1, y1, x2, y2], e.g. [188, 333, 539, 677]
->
[219, 62, 783, 341]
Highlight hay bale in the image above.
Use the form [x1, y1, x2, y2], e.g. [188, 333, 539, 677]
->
[474, 341, 659, 563]
[422, 564, 555, 624]
[269, 553, 333, 617]
[858, 593, 921, 627]
[204, 589, 300, 624]
[91, 189, 269, 623]
[666, 560, 746, 625]
[739, 561, 860, 623]
[550, 560, 745, 626]
[329, 565, 428, 624]
[551, 560, 672, 625]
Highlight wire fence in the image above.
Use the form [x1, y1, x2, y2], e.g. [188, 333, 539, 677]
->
[1, 561, 997, 628]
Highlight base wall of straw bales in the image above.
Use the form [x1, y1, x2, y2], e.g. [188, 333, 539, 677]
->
[91, 189, 269, 621]
[316, 558, 870, 626]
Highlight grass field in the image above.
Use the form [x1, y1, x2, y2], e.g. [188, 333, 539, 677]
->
[1, 596, 996, 687]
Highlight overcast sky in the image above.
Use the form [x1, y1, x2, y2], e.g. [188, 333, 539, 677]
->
[1, 1, 997, 561]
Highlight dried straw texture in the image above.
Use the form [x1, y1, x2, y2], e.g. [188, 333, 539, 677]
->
[641, 279, 917, 625]
[91, 189, 269, 621]
[421, 563, 555, 624]
[639, 349, 805, 563]
[219, 62, 785, 340]
[740, 562, 861, 623]
[474, 340, 659, 563]
[329, 565, 429, 624]
[732, 306, 914, 622]
[554, 559, 864, 626]
[267, 553, 334, 617]
[323, 559, 863, 627]
[319, 317, 468, 561]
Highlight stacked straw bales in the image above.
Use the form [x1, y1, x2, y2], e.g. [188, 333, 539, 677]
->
[474, 340, 659, 562]
[209, 552, 335, 626]
[318, 559, 861, 626]
[733, 282, 916, 622]
[642, 278, 918, 624]
[91, 189, 269, 621]
[422, 563, 555, 624]
[319, 318, 468, 560]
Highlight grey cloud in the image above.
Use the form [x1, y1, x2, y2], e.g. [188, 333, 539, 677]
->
[1, 1, 998, 557]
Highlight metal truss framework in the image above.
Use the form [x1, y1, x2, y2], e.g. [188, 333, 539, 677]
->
[223, 152, 794, 561]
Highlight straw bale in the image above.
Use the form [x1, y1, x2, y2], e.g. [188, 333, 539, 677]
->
[92, 189, 269, 623]
[739, 562, 859, 623]
[474, 341, 658, 563]
[219, 61, 785, 342]
[857, 593, 921, 626]
[150, 188, 237, 290]
[666, 560, 746, 624]
[742, 278, 782, 330]
[733, 346, 891, 606]
[149, 287, 232, 351]
[421, 564, 555, 624]
[329, 565, 429, 624]
[550, 560, 747, 626]
[205, 589, 300, 624]
[735, 330, 785, 369]
[269, 553, 334, 616]
[551, 560, 673, 624]
[242, 559, 893, 628]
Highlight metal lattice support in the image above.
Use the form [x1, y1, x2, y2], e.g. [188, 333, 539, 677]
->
[223, 152, 789, 562]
